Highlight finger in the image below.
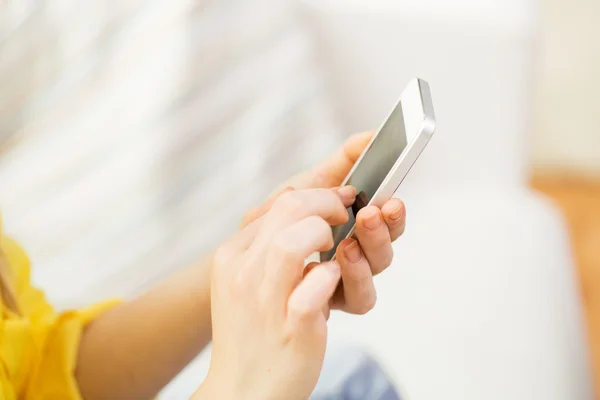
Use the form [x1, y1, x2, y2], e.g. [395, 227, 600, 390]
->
[280, 131, 374, 192]
[287, 262, 340, 331]
[335, 238, 377, 314]
[240, 186, 295, 229]
[381, 198, 406, 241]
[355, 206, 393, 275]
[309, 131, 374, 188]
[304, 262, 331, 320]
[264, 187, 356, 231]
[247, 187, 352, 294]
[342, 131, 375, 162]
[264, 216, 334, 299]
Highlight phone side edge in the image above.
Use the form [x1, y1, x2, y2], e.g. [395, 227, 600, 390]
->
[369, 78, 436, 206]
[417, 78, 436, 132]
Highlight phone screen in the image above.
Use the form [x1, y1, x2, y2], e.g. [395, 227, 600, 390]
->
[321, 102, 409, 261]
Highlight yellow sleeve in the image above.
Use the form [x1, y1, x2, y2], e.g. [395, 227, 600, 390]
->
[23, 303, 121, 399]
[2, 236, 121, 399]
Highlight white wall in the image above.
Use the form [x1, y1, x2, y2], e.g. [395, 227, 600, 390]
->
[532, 0, 600, 175]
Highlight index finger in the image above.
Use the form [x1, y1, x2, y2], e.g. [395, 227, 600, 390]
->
[252, 187, 356, 249]
[269, 187, 356, 227]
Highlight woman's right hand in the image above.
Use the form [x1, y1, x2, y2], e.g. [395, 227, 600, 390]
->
[195, 186, 357, 400]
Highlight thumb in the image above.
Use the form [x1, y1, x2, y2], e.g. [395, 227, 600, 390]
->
[304, 131, 373, 189]
[267, 131, 373, 196]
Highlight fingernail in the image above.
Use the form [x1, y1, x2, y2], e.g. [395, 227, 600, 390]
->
[390, 202, 404, 220]
[363, 208, 381, 230]
[344, 241, 362, 263]
[336, 186, 356, 200]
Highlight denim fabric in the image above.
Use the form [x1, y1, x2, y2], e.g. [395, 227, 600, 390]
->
[311, 350, 401, 400]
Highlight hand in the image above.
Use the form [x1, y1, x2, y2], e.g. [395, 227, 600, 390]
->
[240, 132, 406, 315]
[199, 187, 356, 400]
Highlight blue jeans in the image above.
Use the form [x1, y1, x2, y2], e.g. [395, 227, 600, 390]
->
[311, 349, 402, 400]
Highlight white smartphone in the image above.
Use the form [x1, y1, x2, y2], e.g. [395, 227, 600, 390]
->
[321, 78, 436, 261]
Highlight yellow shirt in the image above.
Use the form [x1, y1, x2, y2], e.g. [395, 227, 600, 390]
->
[0, 232, 119, 399]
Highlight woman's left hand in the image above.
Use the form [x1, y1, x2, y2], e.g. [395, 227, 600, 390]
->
[239, 131, 406, 315]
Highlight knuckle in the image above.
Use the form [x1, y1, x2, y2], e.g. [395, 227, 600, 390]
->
[310, 215, 331, 232]
[373, 227, 392, 244]
[280, 325, 297, 345]
[270, 235, 302, 264]
[228, 272, 246, 295]
[213, 244, 234, 268]
[328, 191, 349, 218]
[382, 248, 394, 269]
[374, 248, 394, 274]
[339, 208, 350, 223]
[288, 301, 313, 323]
[394, 223, 406, 237]
[305, 216, 334, 250]
[241, 207, 259, 225]
[317, 219, 335, 248]
[390, 223, 405, 238]
[331, 208, 349, 224]
[276, 192, 305, 216]
[355, 294, 377, 315]
[347, 262, 372, 284]
[283, 303, 314, 339]
[256, 286, 271, 312]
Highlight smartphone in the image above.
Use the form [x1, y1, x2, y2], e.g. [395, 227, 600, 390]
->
[321, 78, 436, 261]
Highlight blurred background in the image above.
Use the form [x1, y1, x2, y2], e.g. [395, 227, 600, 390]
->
[1, 0, 599, 398]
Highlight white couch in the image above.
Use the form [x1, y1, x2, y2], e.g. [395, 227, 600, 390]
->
[300, 1, 593, 399]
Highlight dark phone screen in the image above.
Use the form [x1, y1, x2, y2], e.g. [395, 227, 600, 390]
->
[321, 102, 408, 261]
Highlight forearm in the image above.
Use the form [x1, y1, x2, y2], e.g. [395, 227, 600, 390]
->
[75, 256, 213, 400]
